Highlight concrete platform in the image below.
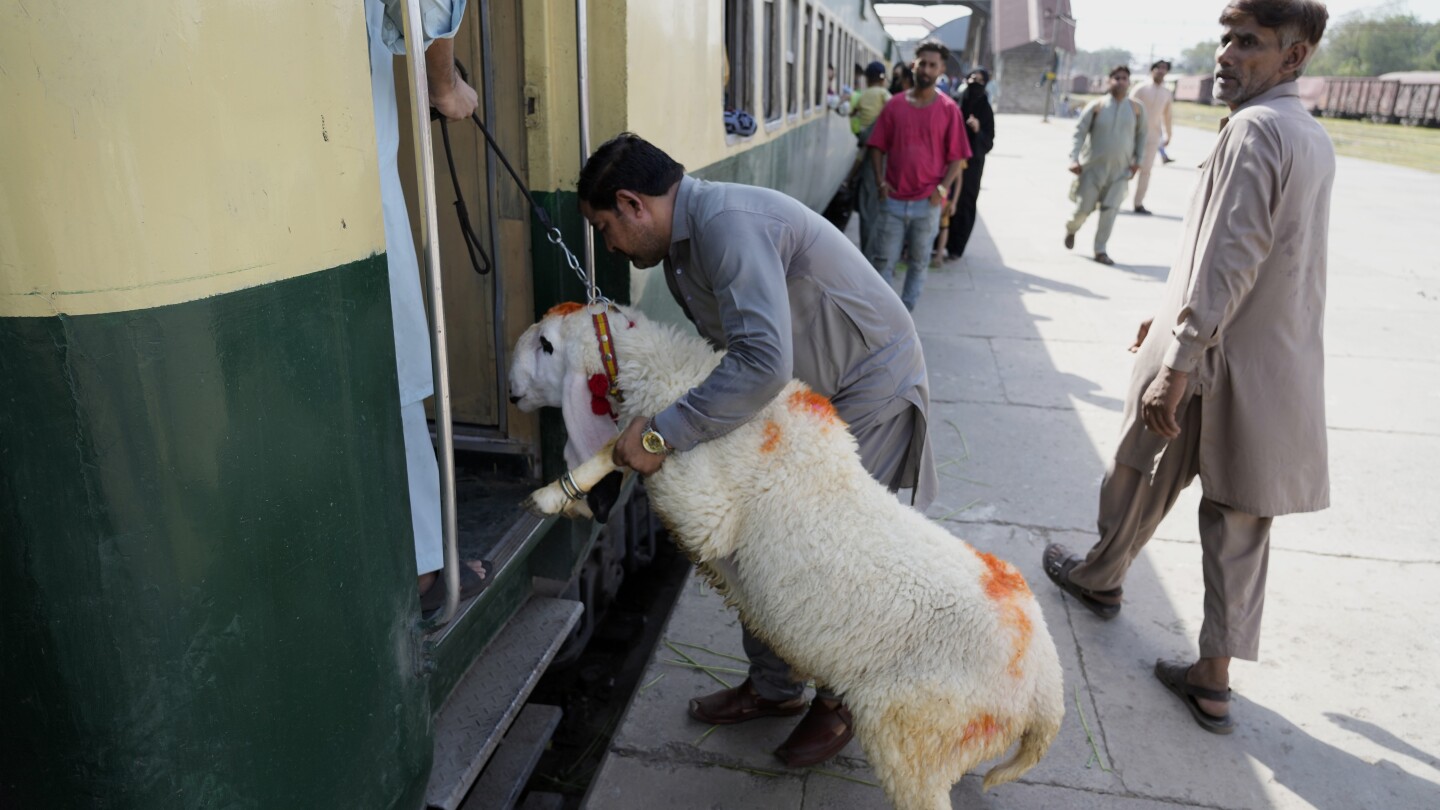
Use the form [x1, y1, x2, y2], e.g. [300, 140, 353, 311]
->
[583, 114, 1440, 809]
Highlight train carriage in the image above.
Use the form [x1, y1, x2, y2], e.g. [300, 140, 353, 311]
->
[1, 1, 891, 808]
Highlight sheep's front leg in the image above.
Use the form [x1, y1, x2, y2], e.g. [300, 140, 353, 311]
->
[523, 439, 620, 517]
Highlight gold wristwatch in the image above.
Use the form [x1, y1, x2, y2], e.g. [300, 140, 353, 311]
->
[640, 420, 670, 455]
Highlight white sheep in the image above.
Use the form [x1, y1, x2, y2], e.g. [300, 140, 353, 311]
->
[508, 302, 1065, 810]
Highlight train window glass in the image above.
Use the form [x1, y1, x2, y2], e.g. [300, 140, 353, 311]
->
[786, 0, 800, 116]
[763, 0, 780, 123]
[826, 20, 835, 97]
[803, 4, 814, 111]
[815, 12, 827, 108]
[724, 0, 753, 117]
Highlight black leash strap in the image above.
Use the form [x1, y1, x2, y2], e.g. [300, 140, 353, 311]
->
[431, 60, 598, 299]
[435, 112, 493, 275]
[430, 60, 559, 276]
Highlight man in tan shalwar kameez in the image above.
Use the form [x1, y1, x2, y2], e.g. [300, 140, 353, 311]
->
[1044, 0, 1333, 735]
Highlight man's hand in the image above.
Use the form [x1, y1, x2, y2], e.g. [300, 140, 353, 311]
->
[929, 186, 946, 208]
[1140, 367, 1189, 439]
[431, 73, 478, 120]
[425, 38, 478, 121]
[1129, 317, 1153, 353]
[967, 114, 980, 133]
[946, 197, 958, 217]
[1128, 163, 1141, 177]
[1068, 162, 1083, 176]
[612, 416, 666, 475]
[877, 179, 890, 200]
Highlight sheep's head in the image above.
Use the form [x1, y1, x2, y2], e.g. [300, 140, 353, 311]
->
[508, 307, 571, 413]
[508, 302, 640, 470]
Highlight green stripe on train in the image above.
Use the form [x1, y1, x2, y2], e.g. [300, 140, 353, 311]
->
[0, 256, 430, 810]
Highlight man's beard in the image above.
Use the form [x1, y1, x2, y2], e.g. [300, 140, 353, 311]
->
[914, 73, 936, 90]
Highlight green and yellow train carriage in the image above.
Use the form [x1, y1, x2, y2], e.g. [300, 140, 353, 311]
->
[1, 1, 889, 807]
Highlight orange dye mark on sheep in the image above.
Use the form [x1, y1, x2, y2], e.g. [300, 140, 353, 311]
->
[787, 389, 839, 423]
[545, 301, 585, 317]
[976, 551, 1031, 602]
[1003, 603, 1034, 677]
[960, 714, 1003, 747]
[761, 421, 783, 453]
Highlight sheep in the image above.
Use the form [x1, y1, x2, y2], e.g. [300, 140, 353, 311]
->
[507, 302, 1065, 810]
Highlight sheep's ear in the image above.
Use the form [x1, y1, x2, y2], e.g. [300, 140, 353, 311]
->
[562, 371, 619, 470]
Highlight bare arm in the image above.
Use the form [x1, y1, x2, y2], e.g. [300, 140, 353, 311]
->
[425, 36, 477, 120]
[870, 147, 888, 199]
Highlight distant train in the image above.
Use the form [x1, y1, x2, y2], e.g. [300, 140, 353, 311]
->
[1316, 72, 1440, 126]
[1165, 70, 1440, 127]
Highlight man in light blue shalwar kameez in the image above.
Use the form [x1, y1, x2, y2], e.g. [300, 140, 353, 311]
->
[364, 0, 482, 608]
[1064, 65, 1147, 266]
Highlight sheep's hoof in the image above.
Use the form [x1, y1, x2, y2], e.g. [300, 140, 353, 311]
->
[522, 486, 569, 517]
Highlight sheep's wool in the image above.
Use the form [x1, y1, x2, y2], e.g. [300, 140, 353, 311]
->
[509, 304, 1065, 810]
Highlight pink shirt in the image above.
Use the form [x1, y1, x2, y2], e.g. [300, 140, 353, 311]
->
[867, 92, 971, 201]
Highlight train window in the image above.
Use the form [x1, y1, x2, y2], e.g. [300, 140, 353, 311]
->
[813, 12, 825, 108]
[803, 4, 813, 111]
[786, 0, 800, 116]
[763, 0, 780, 123]
[826, 20, 835, 96]
[724, 0, 753, 117]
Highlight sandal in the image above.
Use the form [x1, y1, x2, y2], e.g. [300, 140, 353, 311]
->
[420, 561, 488, 616]
[1154, 659, 1234, 735]
[1042, 543, 1122, 620]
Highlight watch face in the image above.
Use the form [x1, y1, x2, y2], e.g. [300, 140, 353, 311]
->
[642, 430, 665, 454]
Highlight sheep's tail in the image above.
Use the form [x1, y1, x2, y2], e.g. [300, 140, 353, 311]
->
[981, 704, 1062, 791]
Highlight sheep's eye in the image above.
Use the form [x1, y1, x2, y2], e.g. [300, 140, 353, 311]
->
[539, 336, 554, 355]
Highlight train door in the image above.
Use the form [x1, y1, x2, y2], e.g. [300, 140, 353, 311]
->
[395, 0, 538, 461]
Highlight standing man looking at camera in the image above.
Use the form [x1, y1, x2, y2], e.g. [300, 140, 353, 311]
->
[576, 133, 937, 769]
[866, 39, 971, 311]
[1063, 65, 1146, 266]
[1131, 60, 1175, 215]
[1044, 0, 1334, 735]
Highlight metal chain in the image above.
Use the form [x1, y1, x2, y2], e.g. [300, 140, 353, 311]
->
[546, 227, 613, 308]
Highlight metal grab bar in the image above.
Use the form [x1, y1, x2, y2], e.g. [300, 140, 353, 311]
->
[576, 0, 596, 298]
[398, 0, 462, 627]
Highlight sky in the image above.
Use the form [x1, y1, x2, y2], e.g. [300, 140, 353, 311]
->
[875, 1, 1440, 60]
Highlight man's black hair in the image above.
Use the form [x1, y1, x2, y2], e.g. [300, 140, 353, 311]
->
[1109, 64, 1132, 79]
[1151, 59, 1172, 70]
[1221, 0, 1329, 47]
[578, 132, 685, 211]
[914, 39, 951, 63]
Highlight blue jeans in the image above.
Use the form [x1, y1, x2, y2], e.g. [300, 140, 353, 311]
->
[870, 196, 943, 311]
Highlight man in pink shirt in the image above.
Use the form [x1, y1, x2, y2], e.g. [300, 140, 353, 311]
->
[866, 40, 971, 311]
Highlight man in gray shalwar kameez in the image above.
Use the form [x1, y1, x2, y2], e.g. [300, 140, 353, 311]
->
[1044, 0, 1334, 736]
[577, 133, 936, 769]
[1064, 65, 1146, 266]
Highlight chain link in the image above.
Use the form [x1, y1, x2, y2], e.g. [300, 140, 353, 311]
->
[546, 227, 612, 308]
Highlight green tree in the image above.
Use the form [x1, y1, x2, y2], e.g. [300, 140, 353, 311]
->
[1071, 48, 1134, 78]
[1179, 40, 1219, 74]
[1306, 11, 1440, 76]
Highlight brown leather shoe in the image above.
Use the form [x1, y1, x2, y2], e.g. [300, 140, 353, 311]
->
[688, 678, 807, 725]
[774, 698, 855, 768]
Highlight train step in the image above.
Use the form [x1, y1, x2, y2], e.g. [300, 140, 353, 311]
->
[426, 597, 583, 810]
[459, 703, 562, 810]
[516, 792, 565, 810]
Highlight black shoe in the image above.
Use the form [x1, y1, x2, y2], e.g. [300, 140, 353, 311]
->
[1042, 543, 1122, 619]
[1094, 253, 1116, 266]
[1161, 156, 1176, 164]
[1133, 205, 1153, 215]
[1064, 232, 1075, 250]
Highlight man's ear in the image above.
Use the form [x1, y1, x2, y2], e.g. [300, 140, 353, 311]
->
[1283, 40, 1314, 76]
[561, 371, 619, 470]
[614, 189, 647, 223]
